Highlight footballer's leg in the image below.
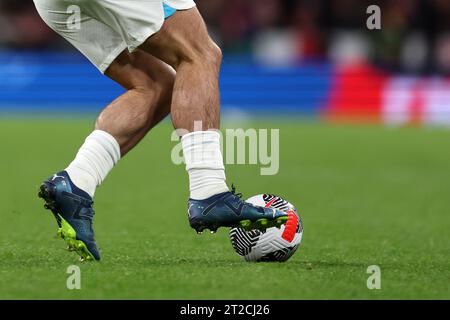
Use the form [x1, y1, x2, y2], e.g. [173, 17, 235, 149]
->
[138, 8, 288, 233]
[38, 49, 175, 261]
[34, 0, 177, 260]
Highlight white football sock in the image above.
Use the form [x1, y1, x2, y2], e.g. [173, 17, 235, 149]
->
[65, 130, 121, 197]
[182, 130, 229, 200]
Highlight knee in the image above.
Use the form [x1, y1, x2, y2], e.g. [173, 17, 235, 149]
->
[177, 37, 222, 71]
[195, 38, 222, 67]
[204, 41, 222, 71]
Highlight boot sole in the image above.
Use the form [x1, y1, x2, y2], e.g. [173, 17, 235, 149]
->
[191, 216, 289, 234]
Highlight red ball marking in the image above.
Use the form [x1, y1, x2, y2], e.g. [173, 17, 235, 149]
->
[281, 210, 298, 243]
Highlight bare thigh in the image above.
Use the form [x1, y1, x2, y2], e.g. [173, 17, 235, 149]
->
[139, 7, 220, 70]
[137, 8, 223, 132]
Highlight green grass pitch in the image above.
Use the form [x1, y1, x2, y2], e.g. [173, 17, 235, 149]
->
[0, 118, 449, 299]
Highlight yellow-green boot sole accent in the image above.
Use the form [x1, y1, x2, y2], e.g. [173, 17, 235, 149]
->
[238, 216, 289, 231]
[57, 215, 95, 262]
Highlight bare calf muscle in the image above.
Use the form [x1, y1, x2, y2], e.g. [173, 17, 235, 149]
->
[98, 50, 175, 156]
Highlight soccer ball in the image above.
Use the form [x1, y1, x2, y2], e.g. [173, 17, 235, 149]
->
[229, 194, 303, 262]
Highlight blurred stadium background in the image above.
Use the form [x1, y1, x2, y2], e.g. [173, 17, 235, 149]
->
[2, 0, 450, 125]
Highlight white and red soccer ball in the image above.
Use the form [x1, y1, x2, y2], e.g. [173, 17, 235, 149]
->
[229, 194, 303, 262]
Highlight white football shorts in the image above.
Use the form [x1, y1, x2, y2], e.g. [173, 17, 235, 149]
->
[33, 0, 196, 73]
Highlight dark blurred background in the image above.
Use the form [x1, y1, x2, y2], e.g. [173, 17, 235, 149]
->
[3, 0, 450, 73]
[1, 0, 450, 124]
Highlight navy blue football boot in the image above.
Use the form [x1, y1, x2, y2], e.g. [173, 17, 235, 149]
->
[38, 171, 100, 261]
[188, 186, 289, 234]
